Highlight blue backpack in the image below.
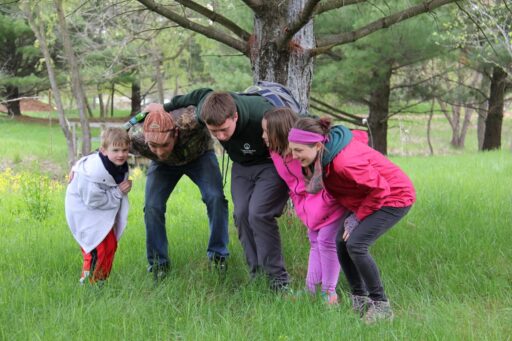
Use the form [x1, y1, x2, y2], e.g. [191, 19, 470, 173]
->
[241, 80, 309, 116]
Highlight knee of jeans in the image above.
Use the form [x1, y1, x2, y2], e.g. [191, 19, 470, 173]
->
[144, 204, 166, 218]
[202, 191, 228, 207]
[346, 239, 367, 257]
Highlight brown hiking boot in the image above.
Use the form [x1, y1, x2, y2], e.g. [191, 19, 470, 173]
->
[364, 300, 394, 324]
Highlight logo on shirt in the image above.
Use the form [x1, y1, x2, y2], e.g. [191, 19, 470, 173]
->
[241, 143, 256, 155]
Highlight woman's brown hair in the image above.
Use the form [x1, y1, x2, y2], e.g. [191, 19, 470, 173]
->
[263, 107, 298, 156]
[292, 116, 332, 137]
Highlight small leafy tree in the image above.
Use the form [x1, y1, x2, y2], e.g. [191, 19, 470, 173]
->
[0, 9, 47, 116]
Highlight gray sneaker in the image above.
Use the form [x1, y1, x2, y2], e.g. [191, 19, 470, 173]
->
[350, 294, 370, 317]
[364, 300, 394, 324]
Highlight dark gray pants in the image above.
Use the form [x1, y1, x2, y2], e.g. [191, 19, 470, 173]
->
[231, 162, 289, 288]
[337, 206, 411, 301]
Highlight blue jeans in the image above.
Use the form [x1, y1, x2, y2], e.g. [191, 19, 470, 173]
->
[144, 150, 229, 268]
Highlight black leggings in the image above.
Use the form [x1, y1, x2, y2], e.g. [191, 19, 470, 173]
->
[337, 206, 411, 301]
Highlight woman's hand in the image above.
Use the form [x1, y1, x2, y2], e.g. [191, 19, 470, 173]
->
[343, 214, 360, 241]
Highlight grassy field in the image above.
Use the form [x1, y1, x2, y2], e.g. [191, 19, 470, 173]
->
[0, 113, 511, 339]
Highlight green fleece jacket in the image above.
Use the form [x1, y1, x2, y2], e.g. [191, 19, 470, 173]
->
[164, 88, 274, 166]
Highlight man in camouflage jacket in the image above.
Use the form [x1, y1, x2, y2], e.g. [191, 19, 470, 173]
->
[130, 105, 229, 278]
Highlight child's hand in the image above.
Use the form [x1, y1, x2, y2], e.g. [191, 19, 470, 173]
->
[68, 170, 74, 183]
[119, 179, 133, 194]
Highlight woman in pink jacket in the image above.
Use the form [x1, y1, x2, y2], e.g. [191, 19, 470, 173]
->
[288, 116, 415, 323]
[262, 107, 345, 304]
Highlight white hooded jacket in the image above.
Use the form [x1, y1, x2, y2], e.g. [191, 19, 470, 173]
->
[65, 153, 129, 253]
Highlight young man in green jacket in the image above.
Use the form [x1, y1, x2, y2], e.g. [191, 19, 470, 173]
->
[164, 89, 290, 291]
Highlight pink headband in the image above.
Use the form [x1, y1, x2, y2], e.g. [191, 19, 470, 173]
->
[288, 128, 326, 144]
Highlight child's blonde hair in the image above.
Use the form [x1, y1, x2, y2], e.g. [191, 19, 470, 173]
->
[101, 127, 130, 149]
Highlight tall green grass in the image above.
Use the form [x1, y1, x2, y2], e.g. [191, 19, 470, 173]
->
[1, 114, 511, 339]
[1, 148, 511, 339]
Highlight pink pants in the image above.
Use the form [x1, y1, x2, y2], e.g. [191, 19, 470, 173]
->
[306, 218, 342, 294]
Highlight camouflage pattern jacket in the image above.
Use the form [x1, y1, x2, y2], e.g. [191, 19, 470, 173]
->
[129, 106, 214, 166]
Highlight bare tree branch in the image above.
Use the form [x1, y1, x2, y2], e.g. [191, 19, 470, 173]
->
[310, 96, 364, 122]
[503, 0, 512, 16]
[310, 103, 363, 125]
[279, 0, 321, 47]
[0, 96, 42, 104]
[313, 0, 457, 55]
[175, 0, 251, 41]
[456, 2, 502, 59]
[135, 0, 248, 54]
[314, 0, 367, 15]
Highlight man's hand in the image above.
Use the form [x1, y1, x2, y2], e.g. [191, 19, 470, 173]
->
[342, 214, 360, 241]
[118, 179, 133, 195]
[143, 103, 166, 116]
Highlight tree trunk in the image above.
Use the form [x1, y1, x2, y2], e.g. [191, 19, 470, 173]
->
[250, 0, 315, 108]
[54, 0, 91, 156]
[427, 99, 435, 156]
[22, 2, 76, 166]
[97, 85, 106, 118]
[131, 76, 141, 117]
[85, 96, 94, 118]
[5, 86, 21, 116]
[477, 105, 488, 150]
[482, 66, 506, 151]
[368, 66, 392, 155]
[173, 76, 179, 97]
[110, 83, 115, 117]
[458, 107, 473, 148]
[450, 104, 461, 147]
[475, 70, 489, 150]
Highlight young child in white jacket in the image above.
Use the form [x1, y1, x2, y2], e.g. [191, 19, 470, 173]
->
[65, 127, 132, 284]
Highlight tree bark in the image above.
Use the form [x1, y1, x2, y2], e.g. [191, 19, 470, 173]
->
[482, 66, 507, 151]
[54, 0, 91, 155]
[475, 70, 489, 150]
[449, 104, 461, 147]
[110, 83, 115, 117]
[85, 96, 94, 118]
[367, 66, 392, 155]
[477, 105, 488, 150]
[22, 2, 76, 166]
[427, 99, 435, 156]
[98, 85, 106, 118]
[131, 76, 141, 117]
[250, 0, 315, 108]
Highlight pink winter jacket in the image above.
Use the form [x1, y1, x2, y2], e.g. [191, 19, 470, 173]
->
[269, 130, 370, 230]
[271, 152, 345, 230]
[324, 138, 416, 221]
